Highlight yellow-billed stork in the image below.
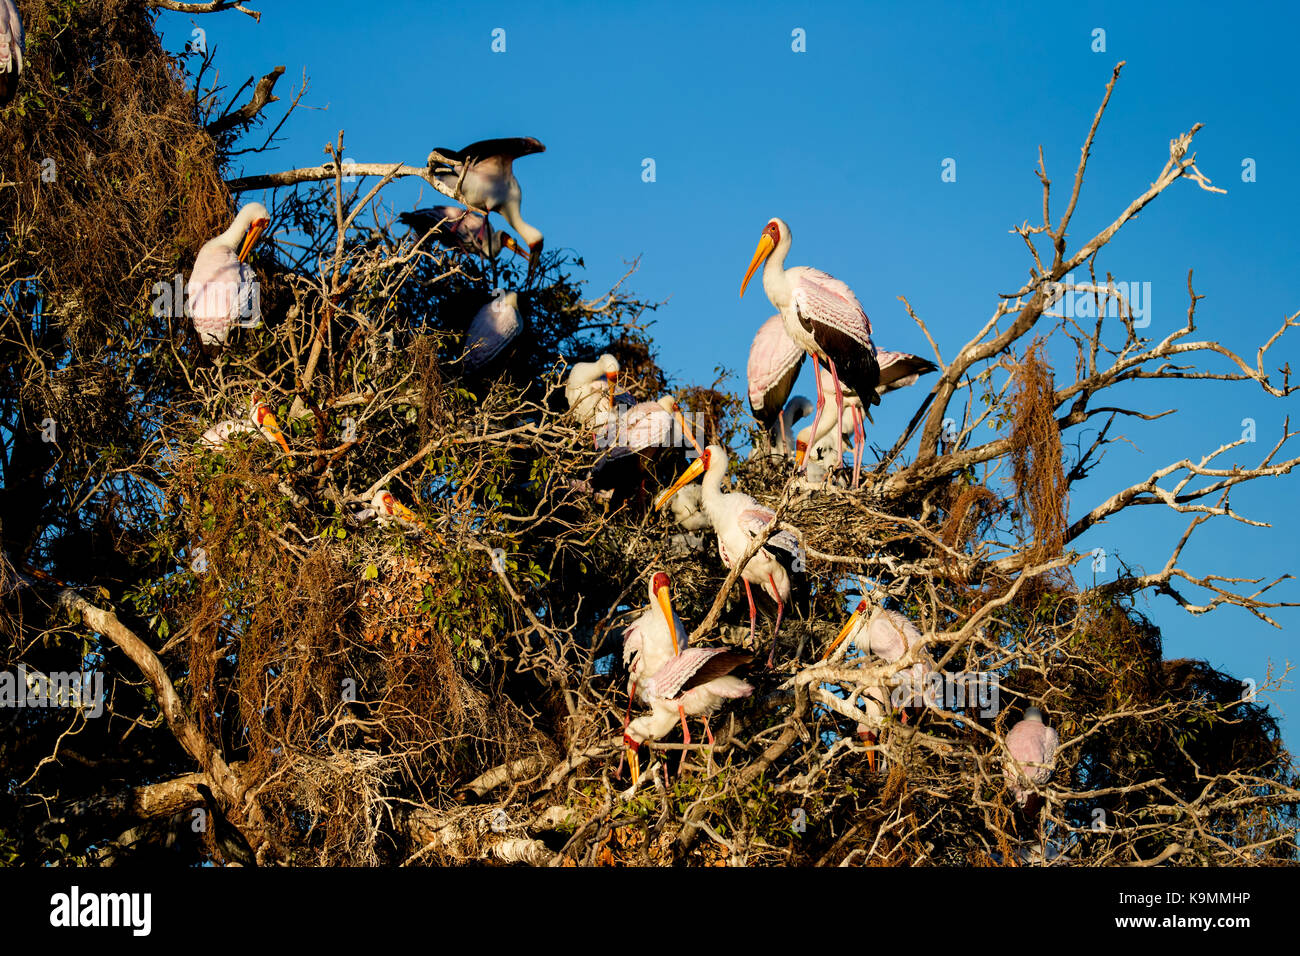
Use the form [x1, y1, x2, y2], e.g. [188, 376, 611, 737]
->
[200, 394, 290, 455]
[427, 137, 545, 260]
[654, 444, 804, 668]
[1004, 707, 1060, 809]
[621, 571, 754, 782]
[187, 203, 270, 351]
[741, 217, 881, 470]
[461, 289, 522, 374]
[399, 204, 529, 262]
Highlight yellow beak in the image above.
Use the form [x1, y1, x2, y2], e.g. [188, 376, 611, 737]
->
[670, 402, 703, 456]
[627, 745, 640, 787]
[740, 232, 775, 297]
[657, 584, 679, 656]
[653, 455, 706, 512]
[794, 440, 808, 471]
[260, 409, 291, 455]
[605, 370, 617, 408]
[822, 607, 864, 661]
[238, 219, 268, 263]
[501, 233, 529, 262]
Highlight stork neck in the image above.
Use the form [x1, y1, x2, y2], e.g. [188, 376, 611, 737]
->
[700, 451, 729, 513]
[500, 200, 542, 249]
[761, 233, 793, 308]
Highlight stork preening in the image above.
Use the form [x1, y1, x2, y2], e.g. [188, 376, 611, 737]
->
[399, 205, 529, 262]
[461, 289, 522, 374]
[655, 444, 804, 668]
[741, 217, 881, 478]
[565, 354, 632, 430]
[427, 137, 545, 263]
[200, 395, 290, 455]
[0, 0, 23, 106]
[622, 571, 753, 783]
[1004, 707, 1060, 809]
[187, 203, 270, 351]
[370, 489, 429, 536]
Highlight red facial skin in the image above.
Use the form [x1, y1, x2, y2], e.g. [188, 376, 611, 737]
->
[762, 220, 781, 247]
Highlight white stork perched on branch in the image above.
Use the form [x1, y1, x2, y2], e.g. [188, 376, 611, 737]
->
[1004, 707, 1060, 809]
[655, 444, 804, 668]
[187, 203, 270, 351]
[741, 217, 881, 475]
[621, 571, 753, 783]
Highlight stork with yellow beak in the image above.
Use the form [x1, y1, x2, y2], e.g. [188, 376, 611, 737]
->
[741, 217, 881, 478]
[370, 489, 429, 536]
[200, 394, 290, 455]
[621, 571, 753, 784]
[655, 444, 804, 668]
[186, 203, 270, 351]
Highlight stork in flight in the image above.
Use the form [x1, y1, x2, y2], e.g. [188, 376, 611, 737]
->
[655, 444, 804, 668]
[0, 0, 23, 105]
[187, 203, 270, 352]
[1004, 707, 1060, 809]
[399, 205, 529, 262]
[426, 137, 545, 264]
[200, 394, 290, 455]
[621, 571, 753, 783]
[741, 217, 881, 476]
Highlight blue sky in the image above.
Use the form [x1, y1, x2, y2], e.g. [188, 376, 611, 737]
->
[160, 1, 1299, 751]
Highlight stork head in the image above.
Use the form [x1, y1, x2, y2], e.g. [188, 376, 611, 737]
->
[499, 232, 530, 263]
[1024, 706, 1045, 724]
[235, 202, 271, 262]
[823, 599, 869, 661]
[653, 446, 711, 512]
[649, 571, 678, 655]
[793, 423, 813, 471]
[249, 397, 290, 455]
[740, 217, 789, 297]
[623, 731, 642, 787]
[856, 726, 879, 772]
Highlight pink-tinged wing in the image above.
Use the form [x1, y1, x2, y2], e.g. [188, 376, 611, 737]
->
[1006, 722, 1057, 784]
[738, 506, 801, 556]
[790, 267, 880, 402]
[748, 314, 806, 421]
[400, 206, 489, 254]
[875, 350, 938, 394]
[866, 609, 924, 663]
[648, 647, 751, 700]
[789, 268, 874, 341]
[463, 294, 522, 372]
[0, 0, 22, 77]
[594, 402, 672, 455]
[187, 248, 257, 345]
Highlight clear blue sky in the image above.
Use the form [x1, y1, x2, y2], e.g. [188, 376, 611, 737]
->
[160, 1, 1300, 752]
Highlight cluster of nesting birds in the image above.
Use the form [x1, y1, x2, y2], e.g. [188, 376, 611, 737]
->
[0, 0, 1055, 805]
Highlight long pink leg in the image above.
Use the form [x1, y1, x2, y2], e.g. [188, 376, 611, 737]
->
[743, 578, 758, 643]
[766, 572, 785, 669]
[851, 404, 865, 489]
[805, 354, 825, 475]
[827, 356, 847, 465]
[704, 716, 715, 771]
[678, 703, 691, 775]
